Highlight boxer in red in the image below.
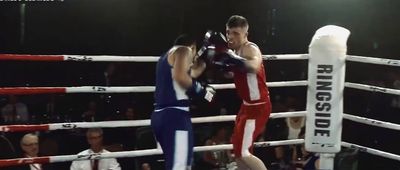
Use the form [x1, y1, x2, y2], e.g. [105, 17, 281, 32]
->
[209, 15, 272, 170]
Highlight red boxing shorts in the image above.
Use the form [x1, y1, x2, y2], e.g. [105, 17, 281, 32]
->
[231, 102, 271, 158]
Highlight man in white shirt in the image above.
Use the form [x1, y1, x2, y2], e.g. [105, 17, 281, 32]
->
[70, 128, 121, 170]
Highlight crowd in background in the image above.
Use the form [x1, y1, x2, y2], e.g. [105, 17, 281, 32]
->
[2, 0, 400, 169]
[1, 60, 400, 169]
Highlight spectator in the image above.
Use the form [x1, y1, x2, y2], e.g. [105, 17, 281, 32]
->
[113, 106, 138, 170]
[266, 96, 304, 170]
[1, 95, 29, 123]
[70, 128, 121, 170]
[141, 163, 151, 170]
[285, 116, 305, 140]
[292, 128, 319, 170]
[81, 101, 101, 122]
[44, 95, 60, 122]
[269, 115, 304, 170]
[103, 63, 116, 86]
[115, 106, 137, 146]
[17, 133, 52, 170]
[202, 126, 233, 169]
[115, 106, 137, 121]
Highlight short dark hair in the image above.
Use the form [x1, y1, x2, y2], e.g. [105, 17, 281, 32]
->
[173, 34, 197, 46]
[87, 128, 103, 136]
[226, 15, 249, 28]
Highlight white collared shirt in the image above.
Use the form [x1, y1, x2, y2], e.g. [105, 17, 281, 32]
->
[29, 164, 42, 170]
[70, 149, 121, 170]
[26, 155, 42, 170]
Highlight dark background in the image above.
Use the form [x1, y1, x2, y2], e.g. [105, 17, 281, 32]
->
[1, 0, 400, 169]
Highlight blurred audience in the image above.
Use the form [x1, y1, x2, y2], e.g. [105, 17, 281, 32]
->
[266, 96, 304, 170]
[202, 126, 233, 169]
[1, 95, 29, 124]
[292, 128, 319, 170]
[112, 106, 138, 170]
[81, 101, 102, 122]
[141, 163, 151, 170]
[0, 63, 398, 170]
[116, 106, 137, 121]
[103, 63, 116, 86]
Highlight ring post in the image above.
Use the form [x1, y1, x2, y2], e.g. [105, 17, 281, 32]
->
[306, 25, 350, 170]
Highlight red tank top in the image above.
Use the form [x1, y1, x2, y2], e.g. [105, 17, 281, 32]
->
[233, 42, 270, 104]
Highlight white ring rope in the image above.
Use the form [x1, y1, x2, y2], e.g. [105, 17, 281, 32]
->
[2, 54, 400, 68]
[262, 54, 309, 60]
[0, 81, 308, 95]
[64, 55, 161, 62]
[3, 81, 399, 97]
[3, 139, 400, 167]
[0, 139, 304, 167]
[3, 81, 398, 100]
[345, 82, 400, 96]
[194, 139, 305, 152]
[342, 142, 400, 161]
[66, 86, 155, 93]
[0, 111, 307, 132]
[343, 113, 400, 131]
[0, 54, 308, 62]
[212, 80, 308, 90]
[346, 55, 400, 67]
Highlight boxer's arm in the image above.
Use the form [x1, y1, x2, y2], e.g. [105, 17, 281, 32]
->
[172, 47, 193, 89]
[241, 44, 262, 73]
[190, 55, 206, 78]
[172, 47, 216, 102]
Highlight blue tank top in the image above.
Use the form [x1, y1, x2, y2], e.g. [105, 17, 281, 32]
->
[303, 154, 319, 170]
[154, 50, 190, 110]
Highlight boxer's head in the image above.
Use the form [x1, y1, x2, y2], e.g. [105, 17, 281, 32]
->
[174, 34, 197, 58]
[226, 15, 249, 50]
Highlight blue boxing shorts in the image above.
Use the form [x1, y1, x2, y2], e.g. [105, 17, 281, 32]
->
[151, 107, 193, 170]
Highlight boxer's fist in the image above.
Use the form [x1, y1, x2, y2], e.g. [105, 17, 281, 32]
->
[186, 80, 216, 102]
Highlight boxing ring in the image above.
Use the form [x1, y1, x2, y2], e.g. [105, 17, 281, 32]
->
[1, 26, 400, 169]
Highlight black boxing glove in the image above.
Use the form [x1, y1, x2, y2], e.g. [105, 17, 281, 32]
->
[197, 45, 216, 62]
[213, 49, 247, 70]
[207, 31, 228, 53]
[186, 80, 216, 102]
[197, 31, 229, 62]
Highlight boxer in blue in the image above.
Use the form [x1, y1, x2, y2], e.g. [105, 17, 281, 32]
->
[151, 34, 216, 170]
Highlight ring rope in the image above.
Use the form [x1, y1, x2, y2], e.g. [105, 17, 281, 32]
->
[0, 111, 307, 132]
[0, 81, 307, 95]
[345, 82, 400, 96]
[0, 139, 304, 167]
[263, 54, 308, 60]
[2, 54, 400, 68]
[1, 81, 397, 97]
[0, 54, 308, 62]
[2, 139, 399, 168]
[343, 113, 400, 131]
[5, 111, 399, 135]
[2, 139, 400, 167]
[346, 55, 400, 67]
[342, 142, 400, 161]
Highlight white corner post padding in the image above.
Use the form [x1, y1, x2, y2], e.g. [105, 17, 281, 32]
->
[306, 25, 350, 153]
